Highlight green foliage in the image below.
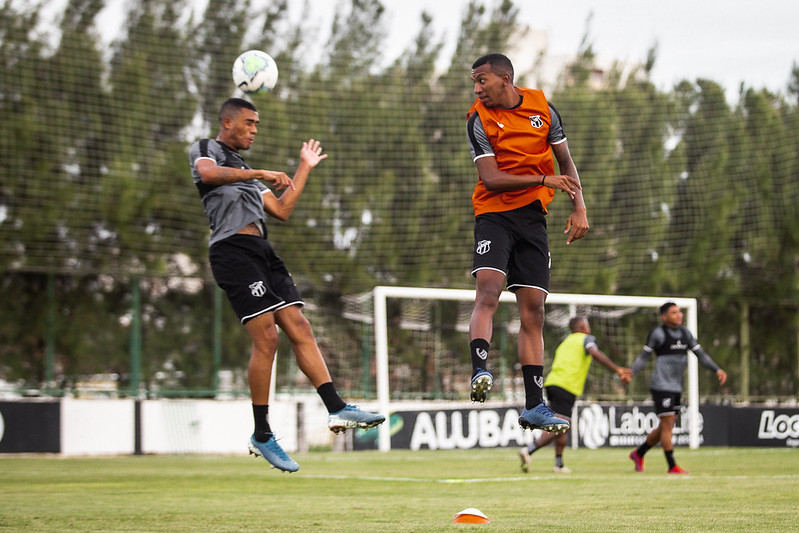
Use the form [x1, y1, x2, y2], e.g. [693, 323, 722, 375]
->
[0, 0, 797, 399]
[194, 0, 251, 122]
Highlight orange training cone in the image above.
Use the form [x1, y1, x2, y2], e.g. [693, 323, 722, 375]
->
[453, 508, 490, 524]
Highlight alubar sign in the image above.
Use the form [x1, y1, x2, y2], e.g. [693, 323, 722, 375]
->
[353, 403, 799, 450]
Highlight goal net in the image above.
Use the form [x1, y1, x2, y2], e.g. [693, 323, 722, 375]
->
[355, 286, 699, 451]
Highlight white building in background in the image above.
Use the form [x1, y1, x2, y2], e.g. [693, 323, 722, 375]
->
[507, 27, 646, 92]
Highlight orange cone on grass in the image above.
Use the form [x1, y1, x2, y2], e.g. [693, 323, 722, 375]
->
[453, 508, 490, 524]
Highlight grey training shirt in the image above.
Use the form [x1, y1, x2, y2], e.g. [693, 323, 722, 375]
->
[188, 139, 272, 246]
[631, 325, 720, 393]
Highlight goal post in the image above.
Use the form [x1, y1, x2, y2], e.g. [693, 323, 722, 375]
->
[372, 286, 700, 452]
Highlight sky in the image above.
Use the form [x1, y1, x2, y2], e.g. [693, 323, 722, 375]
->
[79, 0, 798, 99]
[310, 0, 799, 98]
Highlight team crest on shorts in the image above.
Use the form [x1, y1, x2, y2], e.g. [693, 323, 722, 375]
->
[529, 115, 543, 128]
[249, 280, 266, 297]
[476, 240, 491, 255]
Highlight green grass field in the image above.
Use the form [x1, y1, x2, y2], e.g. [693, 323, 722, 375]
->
[2, 447, 798, 532]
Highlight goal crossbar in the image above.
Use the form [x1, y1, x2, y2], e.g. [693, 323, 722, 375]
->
[372, 286, 700, 452]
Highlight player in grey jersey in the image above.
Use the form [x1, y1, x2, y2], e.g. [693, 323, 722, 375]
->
[188, 98, 384, 472]
[628, 302, 727, 474]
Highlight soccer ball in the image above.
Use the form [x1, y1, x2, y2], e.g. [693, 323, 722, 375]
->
[232, 50, 278, 94]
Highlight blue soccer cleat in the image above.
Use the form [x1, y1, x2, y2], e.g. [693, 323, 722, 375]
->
[248, 434, 299, 472]
[518, 403, 570, 434]
[470, 369, 493, 403]
[328, 405, 386, 434]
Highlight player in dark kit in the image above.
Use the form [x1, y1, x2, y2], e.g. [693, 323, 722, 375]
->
[465, 53, 589, 434]
[188, 98, 384, 472]
[628, 302, 727, 474]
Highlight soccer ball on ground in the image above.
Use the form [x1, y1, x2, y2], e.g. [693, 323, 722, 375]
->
[232, 50, 278, 94]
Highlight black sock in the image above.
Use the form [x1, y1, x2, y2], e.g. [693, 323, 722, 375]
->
[470, 339, 490, 375]
[555, 455, 564, 468]
[664, 449, 676, 469]
[317, 381, 347, 413]
[521, 365, 544, 409]
[637, 442, 652, 457]
[252, 404, 272, 442]
[527, 441, 540, 454]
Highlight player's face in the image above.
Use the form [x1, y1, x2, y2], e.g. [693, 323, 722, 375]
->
[662, 306, 683, 327]
[471, 64, 509, 108]
[228, 108, 259, 151]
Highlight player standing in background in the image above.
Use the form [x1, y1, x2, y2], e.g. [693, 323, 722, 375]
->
[518, 316, 632, 473]
[465, 53, 589, 434]
[628, 302, 727, 474]
[188, 98, 384, 472]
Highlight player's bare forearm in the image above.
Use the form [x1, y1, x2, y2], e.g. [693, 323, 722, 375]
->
[264, 165, 309, 221]
[264, 140, 327, 221]
[475, 157, 557, 192]
[478, 168, 539, 191]
[592, 348, 619, 373]
[198, 162, 291, 190]
[570, 183, 586, 210]
[551, 142, 584, 201]
[198, 164, 253, 185]
[559, 160, 588, 243]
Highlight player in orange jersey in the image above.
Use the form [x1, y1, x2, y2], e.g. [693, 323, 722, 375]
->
[465, 54, 589, 434]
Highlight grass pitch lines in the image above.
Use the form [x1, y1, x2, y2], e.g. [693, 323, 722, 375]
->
[295, 473, 551, 483]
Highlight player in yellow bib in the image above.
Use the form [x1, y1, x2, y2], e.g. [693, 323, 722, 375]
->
[518, 316, 632, 472]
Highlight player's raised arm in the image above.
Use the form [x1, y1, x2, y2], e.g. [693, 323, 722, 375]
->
[263, 139, 328, 221]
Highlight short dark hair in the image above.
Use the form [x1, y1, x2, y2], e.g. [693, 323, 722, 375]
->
[218, 97, 257, 123]
[472, 53, 514, 82]
[659, 302, 677, 315]
[568, 316, 587, 332]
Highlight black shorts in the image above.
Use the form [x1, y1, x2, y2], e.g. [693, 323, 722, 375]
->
[209, 235, 303, 324]
[545, 385, 576, 418]
[651, 389, 682, 417]
[472, 202, 550, 293]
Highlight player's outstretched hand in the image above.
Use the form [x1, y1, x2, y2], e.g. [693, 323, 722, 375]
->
[717, 369, 727, 386]
[618, 367, 633, 384]
[300, 138, 328, 168]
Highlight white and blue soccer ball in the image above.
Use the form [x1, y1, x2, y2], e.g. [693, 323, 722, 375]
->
[232, 50, 279, 94]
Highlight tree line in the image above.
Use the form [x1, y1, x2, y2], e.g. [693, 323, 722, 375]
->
[1, 0, 797, 399]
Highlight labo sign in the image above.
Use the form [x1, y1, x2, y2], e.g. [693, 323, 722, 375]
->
[576, 403, 702, 449]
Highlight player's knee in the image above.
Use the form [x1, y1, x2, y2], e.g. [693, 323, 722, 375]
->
[519, 305, 545, 330]
[659, 414, 676, 431]
[475, 290, 502, 312]
[280, 311, 314, 341]
[247, 324, 280, 354]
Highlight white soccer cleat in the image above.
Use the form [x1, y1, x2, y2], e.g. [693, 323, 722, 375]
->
[327, 405, 386, 434]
